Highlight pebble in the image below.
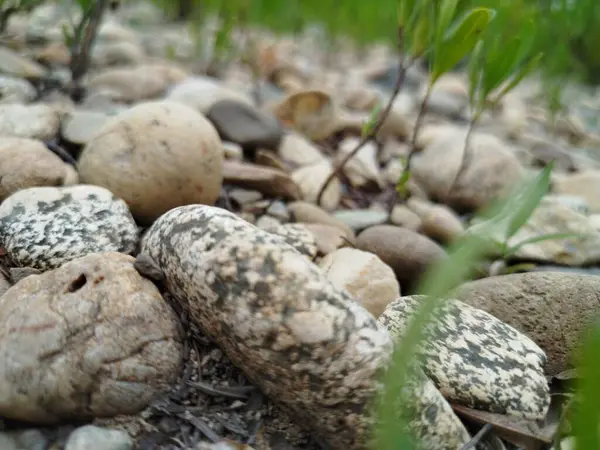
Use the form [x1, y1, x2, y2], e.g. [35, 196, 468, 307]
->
[291, 160, 341, 211]
[77, 100, 224, 225]
[0, 75, 36, 104]
[65, 425, 133, 450]
[0, 47, 47, 79]
[61, 110, 111, 145]
[0, 104, 61, 141]
[332, 209, 389, 232]
[0, 185, 138, 270]
[0, 252, 183, 423]
[223, 161, 301, 200]
[379, 295, 550, 419]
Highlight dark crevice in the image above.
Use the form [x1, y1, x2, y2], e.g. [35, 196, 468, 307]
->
[66, 274, 87, 293]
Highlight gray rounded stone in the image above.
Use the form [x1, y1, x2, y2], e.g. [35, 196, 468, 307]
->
[65, 425, 133, 450]
[0, 185, 138, 270]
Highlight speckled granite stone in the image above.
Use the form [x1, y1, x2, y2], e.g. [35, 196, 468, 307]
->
[139, 205, 472, 450]
[260, 222, 318, 260]
[0, 185, 138, 270]
[378, 295, 550, 420]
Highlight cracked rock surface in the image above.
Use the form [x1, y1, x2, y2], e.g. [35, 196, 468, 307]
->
[0, 252, 183, 423]
[0, 184, 138, 270]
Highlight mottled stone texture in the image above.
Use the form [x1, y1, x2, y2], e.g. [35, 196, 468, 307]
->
[140, 205, 471, 450]
[140, 205, 392, 449]
[379, 296, 550, 420]
[261, 222, 318, 260]
[0, 185, 138, 270]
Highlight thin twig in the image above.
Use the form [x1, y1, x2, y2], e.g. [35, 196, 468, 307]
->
[460, 423, 493, 450]
[386, 81, 433, 217]
[186, 380, 256, 400]
[316, 27, 410, 207]
[178, 412, 221, 443]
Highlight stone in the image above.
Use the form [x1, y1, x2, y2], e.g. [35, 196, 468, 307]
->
[379, 296, 550, 420]
[260, 222, 318, 260]
[223, 161, 301, 200]
[77, 101, 224, 225]
[0, 104, 61, 141]
[0, 137, 78, 201]
[0, 185, 138, 270]
[0, 252, 183, 423]
[139, 205, 394, 449]
[356, 225, 447, 293]
[0, 47, 47, 79]
[422, 75, 469, 118]
[278, 132, 326, 167]
[65, 425, 134, 450]
[412, 128, 523, 212]
[0, 75, 36, 104]
[332, 209, 389, 233]
[91, 40, 146, 67]
[456, 272, 600, 375]
[474, 195, 600, 266]
[336, 137, 383, 188]
[390, 205, 422, 231]
[61, 110, 111, 145]
[303, 223, 352, 255]
[86, 63, 189, 103]
[207, 99, 283, 154]
[291, 160, 341, 211]
[271, 90, 338, 141]
[320, 248, 400, 317]
[288, 201, 355, 239]
[166, 76, 253, 115]
[407, 198, 465, 244]
[553, 170, 600, 213]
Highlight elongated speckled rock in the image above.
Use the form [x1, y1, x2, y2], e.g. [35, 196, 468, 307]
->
[139, 205, 471, 450]
[0, 185, 138, 270]
[378, 296, 551, 420]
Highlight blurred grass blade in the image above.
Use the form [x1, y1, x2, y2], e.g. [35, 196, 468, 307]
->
[434, 0, 459, 61]
[431, 7, 494, 83]
[493, 53, 544, 104]
[505, 161, 554, 240]
[572, 323, 600, 450]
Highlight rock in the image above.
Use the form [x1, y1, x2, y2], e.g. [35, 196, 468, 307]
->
[0, 104, 61, 140]
[412, 128, 523, 212]
[407, 198, 465, 244]
[553, 170, 600, 213]
[278, 132, 326, 167]
[456, 272, 600, 375]
[139, 205, 395, 449]
[0, 137, 78, 201]
[477, 196, 600, 266]
[228, 188, 263, 207]
[0, 433, 18, 450]
[545, 194, 590, 215]
[86, 63, 189, 102]
[336, 137, 383, 188]
[91, 40, 146, 68]
[61, 110, 111, 145]
[222, 141, 244, 161]
[65, 425, 134, 450]
[166, 76, 253, 115]
[0, 252, 183, 423]
[303, 223, 352, 255]
[223, 161, 301, 200]
[77, 101, 223, 225]
[332, 209, 389, 233]
[0, 185, 138, 270]
[320, 248, 400, 317]
[195, 442, 254, 450]
[260, 222, 318, 259]
[390, 205, 422, 231]
[291, 160, 341, 211]
[265, 200, 290, 222]
[0, 75, 36, 104]
[288, 201, 355, 239]
[206, 99, 283, 154]
[0, 272, 10, 297]
[356, 225, 447, 293]
[379, 296, 550, 419]
[271, 90, 338, 141]
[0, 47, 47, 79]
[422, 75, 468, 118]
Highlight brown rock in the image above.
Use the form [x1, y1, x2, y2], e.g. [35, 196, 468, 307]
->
[0, 252, 183, 423]
[0, 137, 78, 201]
[455, 272, 600, 375]
[304, 223, 353, 255]
[553, 170, 600, 213]
[407, 198, 465, 244]
[288, 201, 355, 239]
[223, 161, 301, 200]
[77, 101, 224, 225]
[389, 205, 422, 231]
[356, 225, 447, 293]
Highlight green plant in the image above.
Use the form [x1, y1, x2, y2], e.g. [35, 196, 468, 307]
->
[61, 0, 110, 100]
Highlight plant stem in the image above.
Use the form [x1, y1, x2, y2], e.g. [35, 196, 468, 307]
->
[68, 0, 109, 100]
[316, 27, 409, 208]
[386, 80, 433, 217]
